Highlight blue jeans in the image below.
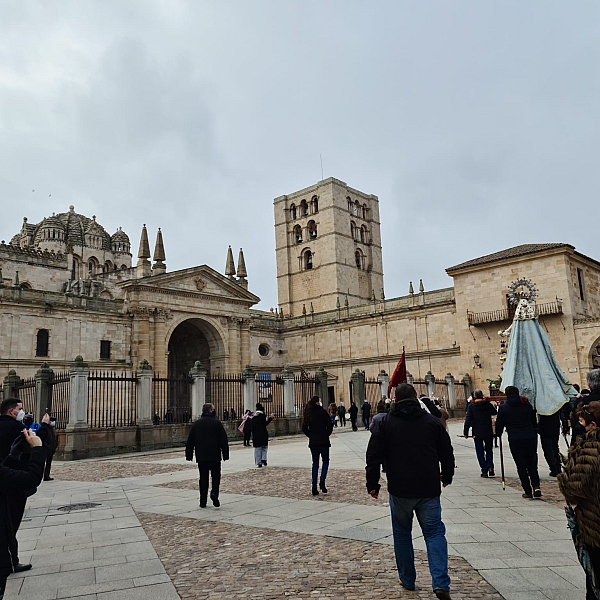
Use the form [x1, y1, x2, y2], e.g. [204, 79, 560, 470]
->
[310, 446, 329, 486]
[388, 494, 450, 592]
[474, 437, 494, 473]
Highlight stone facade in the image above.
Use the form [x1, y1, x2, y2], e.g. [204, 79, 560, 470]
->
[1, 184, 600, 405]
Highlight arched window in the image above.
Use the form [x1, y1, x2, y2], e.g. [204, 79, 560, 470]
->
[355, 250, 362, 269]
[36, 329, 49, 357]
[308, 220, 317, 239]
[347, 197, 353, 212]
[290, 204, 297, 220]
[353, 201, 360, 217]
[304, 250, 313, 270]
[294, 225, 303, 244]
[71, 256, 81, 280]
[350, 221, 357, 240]
[362, 204, 368, 220]
[311, 196, 319, 214]
[300, 200, 309, 217]
[104, 261, 113, 273]
[121, 264, 128, 270]
[361, 225, 368, 243]
[88, 257, 99, 275]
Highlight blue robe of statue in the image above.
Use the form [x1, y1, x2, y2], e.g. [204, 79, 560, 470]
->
[500, 316, 578, 415]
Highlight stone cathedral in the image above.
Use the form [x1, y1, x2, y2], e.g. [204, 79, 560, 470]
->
[2, 178, 600, 401]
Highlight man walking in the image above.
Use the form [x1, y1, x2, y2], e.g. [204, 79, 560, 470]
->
[495, 386, 541, 499]
[185, 403, 229, 508]
[338, 402, 346, 427]
[463, 389, 497, 478]
[361, 400, 372, 430]
[366, 383, 455, 600]
[538, 408, 566, 477]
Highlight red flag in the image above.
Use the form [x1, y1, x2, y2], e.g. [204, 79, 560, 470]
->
[388, 348, 406, 397]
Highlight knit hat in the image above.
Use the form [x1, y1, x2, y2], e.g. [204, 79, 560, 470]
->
[256, 403, 265, 411]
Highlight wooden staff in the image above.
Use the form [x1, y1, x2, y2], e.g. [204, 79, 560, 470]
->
[499, 433, 506, 491]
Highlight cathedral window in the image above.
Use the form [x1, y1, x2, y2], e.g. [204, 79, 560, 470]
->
[300, 200, 309, 217]
[355, 250, 363, 269]
[100, 340, 111, 360]
[361, 225, 369, 243]
[304, 250, 313, 270]
[362, 204, 369, 220]
[36, 329, 49, 357]
[290, 204, 297, 220]
[350, 221, 357, 240]
[353, 201, 360, 217]
[347, 197, 353, 212]
[294, 225, 303, 244]
[311, 196, 319, 214]
[308, 221, 317, 239]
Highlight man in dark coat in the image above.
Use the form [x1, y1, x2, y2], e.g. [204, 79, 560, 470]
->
[495, 386, 541, 499]
[302, 396, 334, 495]
[185, 403, 229, 508]
[361, 400, 372, 430]
[0, 429, 46, 598]
[463, 389, 497, 478]
[366, 383, 455, 600]
[349, 401, 359, 431]
[251, 403, 274, 467]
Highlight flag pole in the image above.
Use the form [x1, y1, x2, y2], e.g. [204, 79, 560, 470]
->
[499, 433, 506, 491]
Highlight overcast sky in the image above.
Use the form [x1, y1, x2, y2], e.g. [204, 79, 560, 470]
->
[1, 1, 599, 309]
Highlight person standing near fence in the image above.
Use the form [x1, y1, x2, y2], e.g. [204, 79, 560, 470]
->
[302, 396, 333, 496]
[361, 400, 372, 430]
[349, 401, 359, 431]
[185, 403, 229, 508]
[43, 417, 59, 481]
[338, 402, 346, 427]
[328, 401, 338, 428]
[252, 403, 275, 467]
[238, 410, 253, 446]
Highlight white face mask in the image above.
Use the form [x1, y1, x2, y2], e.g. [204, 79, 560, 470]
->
[15, 409, 25, 422]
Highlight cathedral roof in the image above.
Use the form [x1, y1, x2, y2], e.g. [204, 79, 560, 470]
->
[111, 227, 130, 243]
[446, 243, 573, 273]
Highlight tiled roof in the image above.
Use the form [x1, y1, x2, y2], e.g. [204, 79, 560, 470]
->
[446, 244, 573, 273]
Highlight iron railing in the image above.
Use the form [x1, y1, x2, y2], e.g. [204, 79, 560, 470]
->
[206, 374, 244, 423]
[14, 377, 36, 414]
[364, 378, 382, 409]
[50, 370, 70, 429]
[88, 371, 137, 428]
[294, 374, 317, 417]
[152, 374, 192, 424]
[467, 300, 563, 326]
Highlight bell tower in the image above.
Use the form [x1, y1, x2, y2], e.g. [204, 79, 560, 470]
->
[274, 177, 384, 317]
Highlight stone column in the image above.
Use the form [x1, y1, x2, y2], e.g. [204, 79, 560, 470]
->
[3, 369, 20, 399]
[190, 361, 207, 420]
[35, 362, 54, 422]
[64, 356, 89, 459]
[315, 366, 328, 404]
[462, 373, 473, 399]
[445, 373, 457, 410]
[406, 371, 414, 385]
[425, 371, 436, 396]
[351, 369, 365, 404]
[281, 366, 295, 417]
[240, 320, 251, 372]
[136, 359, 154, 450]
[377, 369, 389, 399]
[242, 364, 256, 412]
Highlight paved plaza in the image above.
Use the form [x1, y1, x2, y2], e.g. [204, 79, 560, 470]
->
[6, 422, 584, 600]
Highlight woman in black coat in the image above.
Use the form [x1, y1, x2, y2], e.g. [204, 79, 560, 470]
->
[463, 390, 498, 478]
[252, 403, 274, 467]
[302, 396, 334, 496]
[0, 429, 46, 597]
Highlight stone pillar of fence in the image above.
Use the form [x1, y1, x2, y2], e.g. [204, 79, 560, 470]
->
[242, 364, 256, 412]
[190, 360, 207, 420]
[34, 362, 54, 423]
[462, 373, 473, 399]
[315, 366, 328, 403]
[281, 366, 295, 417]
[425, 371, 436, 396]
[377, 369, 389, 399]
[445, 373, 457, 410]
[64, 356, 89, 459]
[136, 360, 154, 450]
[351, 369, 365, 404]
[3, 369, 20, 399]
[406, 371, 414, 385]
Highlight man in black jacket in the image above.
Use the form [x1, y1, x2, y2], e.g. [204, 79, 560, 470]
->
[463, 390, 497, 478]
[495, 386, 541, 499]
[185, 403, 229, 508]
[366, 383, 455, 600]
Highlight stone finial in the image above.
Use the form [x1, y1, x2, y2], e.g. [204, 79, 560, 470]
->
[310, 302, 314, 314]
[152, 229, 167, 275]
[13, 271, 19, 287]
[225, 246, 236, 278]
[71, 355, 88, 368]
[138, 224, 151, 260]
[302, 304, 307, 315]
[381, 288, 385, 300]
[138, 359, 153, 371]
[336, 297, 341, 309]
[282, 365, 293, 376]
[419, 279, 424, 293]
[236, 248, 247, 278]
[242, 364, 255, 378]
[371, 289, 376, 302]
[409, 281, 414, 295]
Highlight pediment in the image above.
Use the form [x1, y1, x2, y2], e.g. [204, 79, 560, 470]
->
[118, 265, 260, 305]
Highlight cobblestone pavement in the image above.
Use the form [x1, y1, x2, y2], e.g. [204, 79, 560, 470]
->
[139, 513, 503, 600]
[159, 467, 386, 506]
[504, 477, 564, 508]
[51, 460, 195, 481]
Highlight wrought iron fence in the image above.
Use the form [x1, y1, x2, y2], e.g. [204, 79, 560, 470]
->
[152, 374, 192, 424]
[50, 370, 70, 429]
[14, 377, 36, 414]
[206, 373, 244, 423]
[434, 380, 449, 405]
[88, 371, 137, 428]
[364, 378, 382, 409]
[294, 374, 317, 417]
[454, 382, 467, 408]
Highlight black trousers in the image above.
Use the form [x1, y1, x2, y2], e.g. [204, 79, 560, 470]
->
[44, 450, 56, 480]
[243, 429, 251, 445]
[540, 433, 561, 475]
[7, 493, 26, 566]
[198, 461, 221, 504]
[587, 545, 600, 600]
[350, 417, 357, 431]
[509, 438, 540, 495]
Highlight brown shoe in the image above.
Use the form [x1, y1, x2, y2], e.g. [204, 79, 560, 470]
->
[434, 590, 452, 600]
